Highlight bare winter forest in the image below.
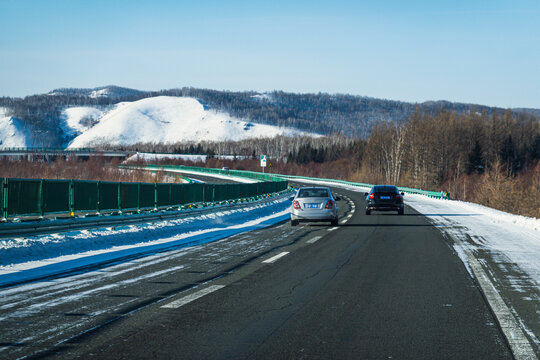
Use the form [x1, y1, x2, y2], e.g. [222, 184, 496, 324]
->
[2, 109, 538, 217]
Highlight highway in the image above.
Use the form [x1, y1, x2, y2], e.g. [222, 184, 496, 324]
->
[0, 184, 513, 359]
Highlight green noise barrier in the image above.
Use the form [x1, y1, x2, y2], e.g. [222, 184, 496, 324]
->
[139, 164, 447, 199]
[0, 175, 289, 220]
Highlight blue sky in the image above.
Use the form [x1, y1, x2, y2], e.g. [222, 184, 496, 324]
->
[1, 0, 539, 108]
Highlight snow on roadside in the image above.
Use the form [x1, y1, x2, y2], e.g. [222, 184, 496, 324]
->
[0, 197, 290, 287]
[159, 168, 259, 183]
[133, 166, 259, 184]
[404, 195, 540, 285]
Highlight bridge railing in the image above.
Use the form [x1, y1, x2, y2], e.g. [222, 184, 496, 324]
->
[0, 147, 96, 152]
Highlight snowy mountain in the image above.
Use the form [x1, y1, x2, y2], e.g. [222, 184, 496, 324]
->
[66, 96, 315, 148]
[4, 85, 537, 148]
[0, 108, 31, 148]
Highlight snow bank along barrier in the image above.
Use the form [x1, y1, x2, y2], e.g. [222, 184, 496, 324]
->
[0, 174, 289, 221]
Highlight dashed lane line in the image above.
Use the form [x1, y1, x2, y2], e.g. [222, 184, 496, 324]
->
[262, 252, 290, 264]
[306, 236, 322, 244]
[327, 227, 339, 232]
[161, 285, 225, 309]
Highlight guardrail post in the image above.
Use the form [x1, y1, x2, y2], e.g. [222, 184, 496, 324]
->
[39, 179, 44, 217]
[137, 182, 141, 212]
[202, 185, 205, 204]
[118, 182, 122, 213]
[154, 183, 158, 210]
[2, 178, 7, 219]
[69, 180, 74, 216]
[97, 181, 101, 213]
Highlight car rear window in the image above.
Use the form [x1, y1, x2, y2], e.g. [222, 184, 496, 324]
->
[373, 186, 398, 193]
[297, 188, 329, 198]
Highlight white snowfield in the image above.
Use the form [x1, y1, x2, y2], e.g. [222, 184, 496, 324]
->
[66, 96, 313, 147]
[60, 106, 105, 140]
[0, 108, 30, 148]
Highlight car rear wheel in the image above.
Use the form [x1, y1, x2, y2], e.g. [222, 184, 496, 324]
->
[365, 209, 371, 215]
[331, 219, 338, 226]
[398, 208, 404, 215]
[291, 219, 299, 226]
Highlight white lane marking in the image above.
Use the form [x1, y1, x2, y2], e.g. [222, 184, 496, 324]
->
[263, 252, 290, 264]
[339, 219, 348, 225]
[306, 236, 322, 244]
[161, 285, 225, 309]
[327, 227, 339, 232]
[469, 257, 537, 360]
[452, 236, 538, 360]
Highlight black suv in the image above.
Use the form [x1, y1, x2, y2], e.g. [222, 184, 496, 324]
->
[365, 185, 404, 215]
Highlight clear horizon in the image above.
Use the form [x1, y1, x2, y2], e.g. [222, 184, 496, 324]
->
[1, 0, 539, 109]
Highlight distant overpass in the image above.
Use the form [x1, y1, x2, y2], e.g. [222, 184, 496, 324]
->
[0, 148, 133, 160]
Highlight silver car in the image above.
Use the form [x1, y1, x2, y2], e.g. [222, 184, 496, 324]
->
[290, 187, 339, 226]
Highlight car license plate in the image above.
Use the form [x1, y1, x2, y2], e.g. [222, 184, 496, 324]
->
[305, 203, 319, 208]
[380, 196, 390, 200]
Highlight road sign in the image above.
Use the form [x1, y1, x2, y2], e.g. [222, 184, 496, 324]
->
[260, 155, 267, 167]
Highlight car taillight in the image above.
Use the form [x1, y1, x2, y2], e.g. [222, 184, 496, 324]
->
[325, 200, 334, 209]
[395, 194, 401, 199]
[293, 200, 301, 210]
[368, 193, 375, 199]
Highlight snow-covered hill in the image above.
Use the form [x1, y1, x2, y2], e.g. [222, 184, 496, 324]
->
[0, 108, 31, 148]
[66, 96, 314, 148]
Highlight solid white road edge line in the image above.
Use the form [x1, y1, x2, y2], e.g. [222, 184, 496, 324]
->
[327, 227, 339, 232]
[307, 236, 322, 244]
[263, 252, 289, 264]
[452, 236, 537, 360]
[161, 285, 225, 309]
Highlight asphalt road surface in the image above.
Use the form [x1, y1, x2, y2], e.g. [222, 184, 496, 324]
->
[0, 185, 512, 359]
